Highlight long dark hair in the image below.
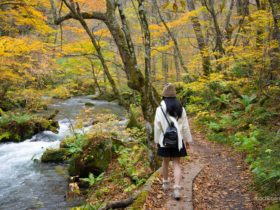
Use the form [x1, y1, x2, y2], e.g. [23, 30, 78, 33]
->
[162, 97, 183, 119]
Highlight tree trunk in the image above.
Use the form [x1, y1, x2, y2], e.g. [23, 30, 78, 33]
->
[161, 36, 169, 83]
[224, 0, 235, 41]
[186, 0, 211, 75]
[152, 54, 157, 81]
[51, 0, 161, 167]
[137, 0, 161, 168]
[105, 1, 161, 168]
[269, 0, 280, 51]
[155, 0, 189, 75]
[255, 0, 266, 48]
[174, 47, 180, 82]
[268, 0, 280, 78]
[88, 58, 102, 94]
[236, 0, 250, 46]
[50, 0, 122, 102]
[75, 13, 122, 102]
[203, 0, 225, 55]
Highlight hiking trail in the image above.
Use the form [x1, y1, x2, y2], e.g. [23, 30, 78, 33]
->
[143, 124, 267, 210]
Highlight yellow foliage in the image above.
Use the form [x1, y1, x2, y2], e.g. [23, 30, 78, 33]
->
[51, 86, 71, 99]
[93, 28, 111, 38]
[11, 88, 50, 111]
[0, 1, 53, 35]
[63, 26, 85, 35]
[150, 7, 205, 38]
[75, 0, 106, 13]
[62, 39, 107, 55]
[0, 36, 46, 57]
[0, 34, 53, 92]
[152, 40, 174, 56]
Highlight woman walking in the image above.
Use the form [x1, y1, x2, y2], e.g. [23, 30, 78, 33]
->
[154, 83, 193, 200]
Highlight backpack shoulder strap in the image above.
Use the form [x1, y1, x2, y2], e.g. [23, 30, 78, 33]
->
[160, 105, 171, 127]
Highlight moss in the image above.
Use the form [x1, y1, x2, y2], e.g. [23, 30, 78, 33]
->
[126, 105, 142, 129]
[68, 137, 112, 177]
[84, 102, 95, 107]
[59, 135, 77, 148]
[41, 148, 69, 163]
[91, 92, 117, 102]
[0, 112, 59, 143]
[265, 203, 280, 210]
[128, 191, 148, 210]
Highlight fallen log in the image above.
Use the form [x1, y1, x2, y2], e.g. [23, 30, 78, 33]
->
[101, 167, 161, 210]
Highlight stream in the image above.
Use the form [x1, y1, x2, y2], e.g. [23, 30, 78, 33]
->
[0, 96, 126, 210]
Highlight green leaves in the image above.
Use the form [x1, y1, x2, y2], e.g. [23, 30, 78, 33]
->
[209, 121, 223, 132]
[215, 93, 230, 105]
[80, 172, 105, 187]
[0, 112, 33, 127]
[0, 132, 11, 142]
[238, 94, 256, 112]
[66, 134, 87, 154]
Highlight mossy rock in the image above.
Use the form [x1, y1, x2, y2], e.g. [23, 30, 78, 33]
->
[68, 138, 112, 177]
[59, 135, 76, 148]
[91, 93, 117, 102]
[121, 92, 133, 100]
[128, 169, 161, 209]
[0, 113, 59, 143]
[126, 105, 142, 129]
[60, 138, 70, 148]
[126, 113, 141, 129]
[41, 148, 69, 163]
[128, 191, 148, 210]
[85, 102, 95, 107]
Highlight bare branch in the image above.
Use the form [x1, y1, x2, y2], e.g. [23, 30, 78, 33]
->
[54, 10, 106, 25]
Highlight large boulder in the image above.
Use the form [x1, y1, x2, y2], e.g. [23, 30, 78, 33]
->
[68, 137, 112, 178]
[41, 148, 69, 163]
[0, 112, 59, 143]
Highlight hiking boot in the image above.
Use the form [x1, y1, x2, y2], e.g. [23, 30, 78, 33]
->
[173, 185, 181, 200]
[162, 179, 169, 191]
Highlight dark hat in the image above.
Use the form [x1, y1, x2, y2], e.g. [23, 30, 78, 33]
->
[162, 83, 176, 97]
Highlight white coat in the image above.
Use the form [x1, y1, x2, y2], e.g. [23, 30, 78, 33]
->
[154, 100, 193, 150]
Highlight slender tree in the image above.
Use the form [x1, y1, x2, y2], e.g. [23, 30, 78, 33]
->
[224, 0, 235, 41]
[186, 0, 211, 75]
[202, 0, 225, 55]
[236, 0, 250, 46]
[155, 0, 189, 74]
[51, 0, 160, 166]
[269, 0, 280, 51]
[49, 0, 122, 103]
[87, 58, 102, 94]
[268, 0, 280, 77]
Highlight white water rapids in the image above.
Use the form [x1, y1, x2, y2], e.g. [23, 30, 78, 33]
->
[0, 96, 125, 210]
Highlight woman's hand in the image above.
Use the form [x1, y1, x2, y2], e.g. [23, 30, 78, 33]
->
[184, 142, 190, 150]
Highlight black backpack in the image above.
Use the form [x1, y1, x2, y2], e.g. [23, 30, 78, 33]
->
[160, 105, 178, 148]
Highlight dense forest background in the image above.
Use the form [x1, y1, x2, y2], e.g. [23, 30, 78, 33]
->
[0, 0, 279, 209]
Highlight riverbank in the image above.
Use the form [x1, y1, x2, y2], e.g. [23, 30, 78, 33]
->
[0, 96, 126, 209]
[38, 97, 155, 209]
[0, 111, 59, 143]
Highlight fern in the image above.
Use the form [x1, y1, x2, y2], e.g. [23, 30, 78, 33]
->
[80, 172, 104, 187]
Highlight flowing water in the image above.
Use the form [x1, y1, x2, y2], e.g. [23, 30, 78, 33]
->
[0, 96, 126, 210]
